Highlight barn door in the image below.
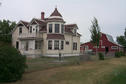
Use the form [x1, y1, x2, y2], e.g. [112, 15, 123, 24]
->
[105, 47, 109, 53]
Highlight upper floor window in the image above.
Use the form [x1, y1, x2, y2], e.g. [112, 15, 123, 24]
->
[61, 24, 64, 34]
[73, 29, 76, 34]
[30, 26, 32, 33]
[55, 24, 59, 33]
[48, 40, 52, 50]
[54, 40, 59, 50]
[73, 42, 77, 50]
[19, 27, 22, 34]
[49, 24, 52, 33]
[36, 25, 39, 33]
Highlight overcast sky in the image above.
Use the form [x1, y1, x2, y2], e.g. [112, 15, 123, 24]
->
[0, 0, 126, 42]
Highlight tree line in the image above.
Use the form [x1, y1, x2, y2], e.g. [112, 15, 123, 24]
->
[0, 19, 16, 43]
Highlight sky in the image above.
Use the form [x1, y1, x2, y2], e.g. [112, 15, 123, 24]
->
[0, 0, 126, 42]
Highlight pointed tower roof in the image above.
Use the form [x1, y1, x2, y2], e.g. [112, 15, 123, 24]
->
[50, 8, 62, 17]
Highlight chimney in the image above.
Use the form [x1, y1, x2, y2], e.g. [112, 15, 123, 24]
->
[41, 12, 45, 20]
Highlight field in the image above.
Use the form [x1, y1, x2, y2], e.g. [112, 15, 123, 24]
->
[2, 56, 126, 84]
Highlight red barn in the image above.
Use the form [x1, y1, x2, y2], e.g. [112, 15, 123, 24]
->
[80, 33, 123, 54]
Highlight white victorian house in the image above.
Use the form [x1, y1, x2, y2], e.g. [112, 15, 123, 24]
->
[12, 8, 81, 58]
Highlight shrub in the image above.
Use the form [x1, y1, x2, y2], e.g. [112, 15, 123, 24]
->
[0, 46, 27, 82]
[98, 53, 104, 60]
[119, 51, 125, 56]
[115, 52, 121, 58]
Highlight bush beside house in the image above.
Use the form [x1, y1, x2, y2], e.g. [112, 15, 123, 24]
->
[0, 46, 27, 82]
[98, 53, 104, 60]
[115, 51, 125, 58]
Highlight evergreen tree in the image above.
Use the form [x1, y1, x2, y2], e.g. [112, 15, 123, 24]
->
[90, 17, 101, 55]
[117, 28, 126, 51]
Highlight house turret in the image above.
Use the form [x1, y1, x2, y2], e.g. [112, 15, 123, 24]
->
[47, 8, 65, 34]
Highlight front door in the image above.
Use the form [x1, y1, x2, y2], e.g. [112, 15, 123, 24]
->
[16, 41, 19, 49]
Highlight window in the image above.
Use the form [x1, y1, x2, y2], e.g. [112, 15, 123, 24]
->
[54, 40, 59, 50]
[101, 46, 105, 48]
[35, 41, 41, 49]
[66, 41, 69, 45]
[61, 41, 64, 50]
[25, 41, 29, 51]
[49, 24, 52, 33]
[36, 25, 39, 33]
[48, 40, 52, 50]
[19, 27, 22, 34]
[55, 24, 59, 33]
[61, 24, 64, 34]
[73, 42, 77, 50]
[73, 29, 76, 34]
[93, 46, 99, 48]
[30, 26, 32, 33]
[16, 41, 19, 49]
[111, 46, 118, 49]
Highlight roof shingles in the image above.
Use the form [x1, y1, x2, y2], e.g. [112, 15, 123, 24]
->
[47, 34, 65, 40]
[50, 8, 62, 17]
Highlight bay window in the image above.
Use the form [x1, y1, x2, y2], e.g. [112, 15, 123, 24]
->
[49, 24, 52, 33]
[48, 40, 52, 50]
[61, 24, 64, 34]
[55, 24, 59, 33]
[61, 41, 64, 50]
[54, 40, 59, 50]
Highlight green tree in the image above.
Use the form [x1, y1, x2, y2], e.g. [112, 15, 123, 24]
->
[0, 19, 16, 43]
[90, 17, 101, 55]
[0, 46, 27, 82]
[117, 28, 126, 50]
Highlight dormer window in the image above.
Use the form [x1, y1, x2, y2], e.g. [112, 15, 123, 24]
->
[55, 24, 59, 33]
[36, 25, 39, 33]
[61, 24, 64, 34]
[19, 27, 22, 34]
[73, 29, 76, 34]
[30, 26, 32, 33]
[49, 24, 52, 33]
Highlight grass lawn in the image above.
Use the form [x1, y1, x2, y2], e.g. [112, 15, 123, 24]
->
[3, 56, 126, 84]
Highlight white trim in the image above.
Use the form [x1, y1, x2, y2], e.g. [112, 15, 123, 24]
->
[101, 46, 105, 48]
[111, 46, 118, 49]
[48, 16, 62, 19]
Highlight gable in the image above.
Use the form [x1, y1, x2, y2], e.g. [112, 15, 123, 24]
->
[12, 21, 29, 34]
